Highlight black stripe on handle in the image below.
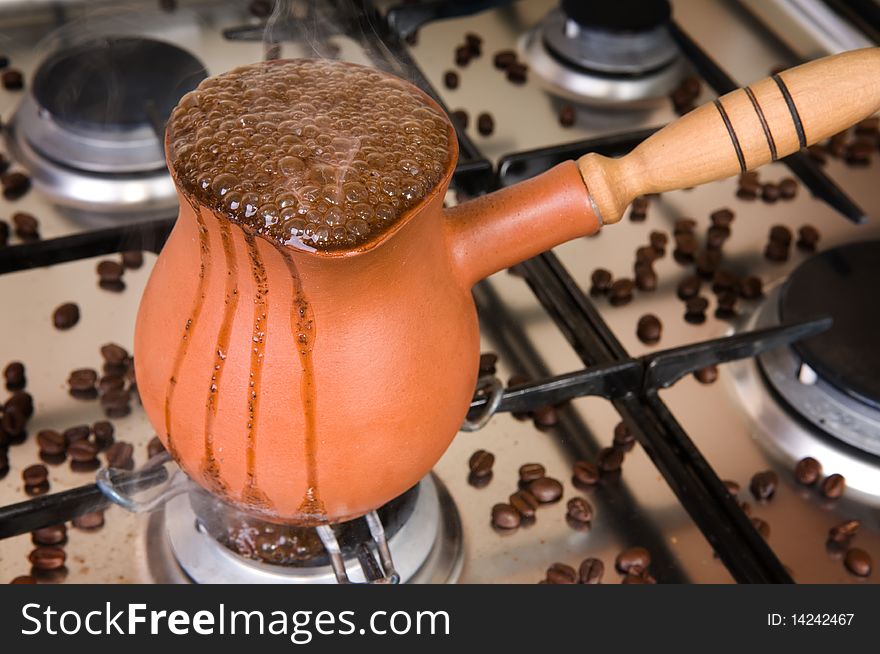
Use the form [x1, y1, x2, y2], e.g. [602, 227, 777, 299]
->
[713, 99, 746, 173]
[744, 86, 778, 161]
[772, 74, 807, 149]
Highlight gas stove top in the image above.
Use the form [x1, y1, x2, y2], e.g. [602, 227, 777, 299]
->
[1, 0, 878, 585]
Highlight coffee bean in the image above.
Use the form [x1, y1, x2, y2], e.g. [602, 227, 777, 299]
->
[558, 104, 575, 127]
[455, 45, 472, 67]
[10, 575, 36, 584]
[67, 439, 98, 463]
[5, 391, 32, 418]
[613, 421, 635, 452]
[68, 368, 97, 392]
[622, 573, 654, 584]
[674, 232, 699, 261]
[92, 420, 115, 450]
[121, 250, 144, 269]
[706, 225, 730, 251]
[53, 303, 80, 330]
[714, 291, 738, 319]
[828, 519, 860, 544]
[749, 470, 778, 501]
[2, 171, 30, 199]
[31, 565, 68, 584]
[467, 471, 492, 488]
[29, 546, 65, 570]
[106, 441, 134, 470]
[566, 496, 593, 523]
[99, 278, 126, 293]
[532, 404, 558, 430]
[506, 62, 527, 84]
[1, 407, 25, 440]
[649, 230, 668, 254]
[63, 424, 90, 443]
[796, 225, 820, 252]
[493, 49, 517, 70]
[527, 477, 563, 503]
[572, 460, 599, 486]
[629, 196, 649, 222]
[101, 388, 132, 418]
[674, 218, 697, 235]
[764, 241, 790, 262]
[693, 365, 718, 384]
[450, 109, 468, 131]
[519, 463, 545, 483]
[738, 276, 764, 300]
[598, 447, 623, 472]
[778, 177, 798, 199]
[820, 473, 845, 499]
[578, 558, 604, 584]
[710, 208, 735, 228]
[509, 489, 539, 519]
[634, 265, 657, 292]
[37, 429, 67, 456]
[794, 457, 822, 485]
[844, 548, 872, 577]
[723, 479, 740, 496]
[32, 524, 66, 546]
[22, 463, 48, 486]
[4, 361, 25, 390]
[695, 250, 721, 279]
[769, 224, 793, 245]
[147, 436, 166, 458]
[491, 503, 520, 529]
[96, 260, 124, 281]
[677, 275, 702, 300]
[761, 183, 780, 203]
[608, 278, 634, 306]
[590, 268, 613, 295]
[12, 212, 39, 241]
[73, 510, 105, 530]
[443, 70, 459, 90]
[25, 481, 49, 497]
[478, 352, 497, 375]
[468, 449, 494, 478]
[615, 547, 651, 573]
[476, 112, 494, 136]
[636, 314, 662, 345]
[751, 517, 770, 539]
[1, 67, 23, 89]
[684, 295, 708, 324]
[98, 375, 125, 394]
[546, 562, 577, 584]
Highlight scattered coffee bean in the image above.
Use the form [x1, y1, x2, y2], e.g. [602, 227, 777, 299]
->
[2, 171, 30, 199]
[147, 435, 166, 459]
[769, 224, 792, 245]
[695, 250, 721, 279]
[527, 476, 563, 503]
[493, 49, 517, 70]
[546, 562, 577, 584]
[67, 368, 98, 394]
[505, 62, 527, 85]
[636, 314, 662, 345]
[778, 177, 798, 199]
[705, 225, 729, 251]
[29, 546, 66, 570]
[443, 70, 459, 90]
[677, 275, 702, 300]
[9, 575, 37, 584]
[106, 441, 134, 470]
[684, 295, 708, 324]
[478, 352, 497, 375]
[714, 291, 738, 320]
[598, 447, 623, 472]
[738, 275, 763, 300]
[751, 517, 770, 539]
[763, 240, 789, 262]
[468, 449, 494, 478]
[820, 473, 846, 499]
[2, 68, 23, 90]
[794, 457, 822, 485]
[613, 421, 636, 452]
[761, 183, 780, 203]
[464, 33, 482, 55]
[32, 524, 66, 546]
[121, 250, 144, 269]
[674, 233, 699, 262]
[476, 112, 494, 136]
[629, 196, 649, 222]
[491, 503, 520, 529]
[749, 470, 779, 501]
[796, 225, 820, 252]
[101, 388, 132, 418]
[710, 208, 735, 228]
[566, 496, 593, 524]
[3, 361, 25, 390]
[467, 471, 492, 488]
[98, 375, 125, 394]
[37, 430, 67, 456]
[450, 109, 468, 131]
[649, 230, 668, 255]
[723, 479, 740, 496]
[519, 463, 545, 484]
[615, 547, 651, 574]
[693, 365, 718, 384]
[828, 519, 861, 545]
[97, 259, 124, 281]
[634, 264, 657, 292]
[558, 104, 575, 127]
[674, 218, 697, 235]
[572, 460, 599, 486]
[53, 303, 80, 330]
[99, 278, 126, 293]
[12, 212, 39, 241]
[844, 548, 872, 577]
[608, 278, 634, 306]
[22, 463, 48, 487]
[578, 558, 604, 584]
[63, 425, 90, 443]
[6, 391, 33, 418]
[532, 405, 558, 430]
[454, 44, 471, 67]
[509, 489, 539, 519]
[1, 406, 26, 438]
[73, 510, 105, 530]
[68, 439, 98, 463]
[590, 268, 613, 296]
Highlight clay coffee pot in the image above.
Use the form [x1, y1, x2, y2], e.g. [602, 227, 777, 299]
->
[135, 49, 880, 524]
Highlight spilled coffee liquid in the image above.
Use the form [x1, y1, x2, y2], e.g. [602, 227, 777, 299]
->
[167, 59, 454, 251]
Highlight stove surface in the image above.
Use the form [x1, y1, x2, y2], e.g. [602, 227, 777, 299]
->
[1, 0, 878, 584]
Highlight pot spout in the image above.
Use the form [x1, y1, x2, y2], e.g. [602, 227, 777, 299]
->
[444, 161, 601, 288]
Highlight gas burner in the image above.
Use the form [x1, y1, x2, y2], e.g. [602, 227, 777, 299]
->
[520, 0, 683, 105]
[728, 243, 880, 499]
[6, 37, 207, 223]
[147, 474, 463, 584]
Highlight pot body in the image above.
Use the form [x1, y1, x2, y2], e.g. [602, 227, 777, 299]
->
[135, 183, 479, 523]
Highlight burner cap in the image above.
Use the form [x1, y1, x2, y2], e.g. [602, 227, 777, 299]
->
[32, 36, 206, 131]
[780, 240, 880, 410]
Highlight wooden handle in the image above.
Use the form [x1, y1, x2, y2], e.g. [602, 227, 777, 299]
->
[578, 47, 880, 224]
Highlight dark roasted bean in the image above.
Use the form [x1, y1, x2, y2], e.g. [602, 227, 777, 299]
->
[455, 45, 472, 67]
[29, 546, 65, 570]
[778, 177, 798, 199]
[468, 449, 494, 478]
[590, 268, 613, 296]
[527, 476, 563, 503]
[629, 196, 649, 222]
[566, 497, 593, 523]
[98, 375, 125, 393]
[63, 424, 90, 443]
[98, 279, 126, 293]
[545, 562, 577, 584]
[2, 171, 30, 199]
[2, 68, 23, 90]
[711, 269, 738, 294]
[636, 314, 662, 345]
[693, 365, 718, 384]
[32, 524, 66, 546]
[558, 104, 575, 127]
[147, 435, 165, 459]
[578, 558, 604, 584]
[677, 275, 702, 300]
[519, 462, 545, 483]
[0, 450, 8, 477]
[22, 464, 48, 486]
[820, 473, 846, 499]
[608, 278, 634, 306]
[796, 225, 820, 252]
[101, 388, 132, 418]
[695, 250, 721, 278]
[764, 240, 790, 262]
[684, 295, 709, 324]
[100, 343, 129, 365]
[5, 391, 32, 418]
[634, 264, 657, 292]
[106, 441, 134, 470]
[794, 457, 822, 485]
[749, 470, 779, 501]
[506, 62, 527, 84]
[12, 212, 39, 240]
[450, 109, 468, 131]
[67, 439, 98, 463]
[443, 70, 459, 90]
[509, 490, 539, 519]
[616, 547, 651, 573]
[714, 291, 738, 319]
[710, 208, 735, 228]
[613, 421, 635, 452]
[649, 230, 668, 254]
[828, 519, 861, 544]
[121, 250, 144, 269]
[598, 447, 623, 472]
[572, 460, 599, 486]
[53, 303, 80, 330]
[705, 225, 729, 251]
[67, 368, 97, 392]
[673, 218, 697, 235]
[738, 275, 764, 300]
[493, 49, 517, 70]
[92, 420, 114, 451]
[761, 183, 780, 203]
[37, 430, 66, 456]
[467, 471, 492, 488]
[769, 224, 793, 245]
[476, 112, 494, 136]
[4, 361, 25, 390]
[73, 510, 105, 530]
[491, 503, 520, 529]
[9, 575, 37, 584]
[844, 548, 872, 577]
[478, 352, 497, 375]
